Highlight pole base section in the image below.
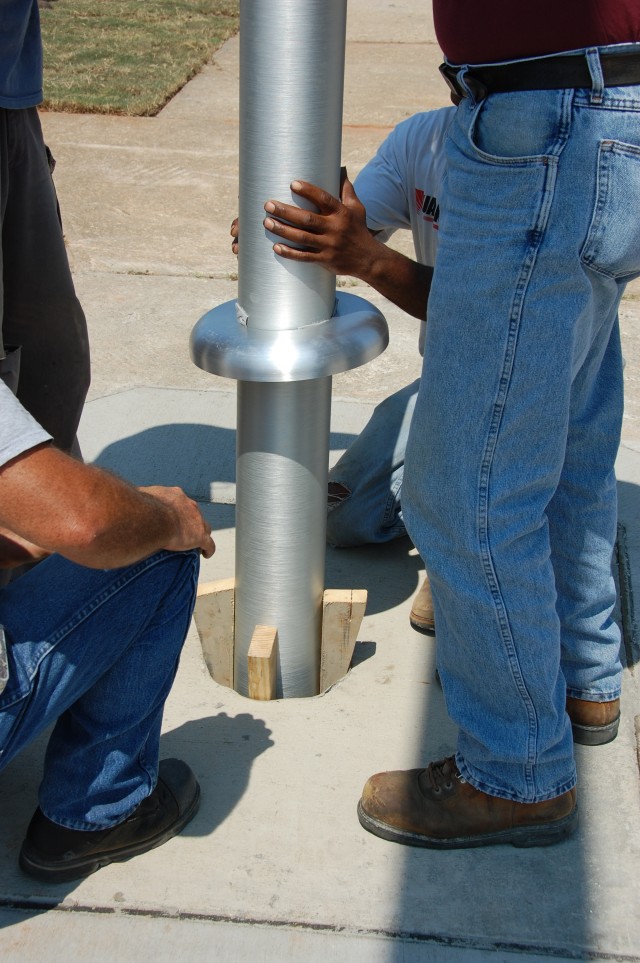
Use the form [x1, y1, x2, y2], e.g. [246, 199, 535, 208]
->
[194, 579, 367, 698]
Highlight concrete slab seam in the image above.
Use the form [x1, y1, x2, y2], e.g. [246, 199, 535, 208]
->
[1, 898, 639, 962]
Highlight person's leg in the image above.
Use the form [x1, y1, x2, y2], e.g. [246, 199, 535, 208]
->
[402, 90, 577, 804]
[549, 312, 624, 743]
[326, 380, 419, 546]
[327, 379, 436, 633]
[1, 107, 90, 453]
[0, 549, 199, 827]
[401, 81, 637, 802]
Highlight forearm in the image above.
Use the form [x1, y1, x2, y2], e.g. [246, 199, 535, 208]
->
[56, 479, 184, 569]
[355, 242, 432, 320]
[0, 446, 205, 569]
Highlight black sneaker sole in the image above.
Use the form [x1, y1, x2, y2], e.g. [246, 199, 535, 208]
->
[19, 784, 200, 884]
[357, 799, 578, 849]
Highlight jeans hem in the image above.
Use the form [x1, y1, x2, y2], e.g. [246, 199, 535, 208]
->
[456, 752, 578, 803]
[565, 687, 621, 701]
[40, 783, 152, 832]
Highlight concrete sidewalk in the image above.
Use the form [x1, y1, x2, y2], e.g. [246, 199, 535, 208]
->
[1, 2, 640, 959]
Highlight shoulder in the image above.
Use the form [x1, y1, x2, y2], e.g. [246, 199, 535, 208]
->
[392, 107, 455, 147]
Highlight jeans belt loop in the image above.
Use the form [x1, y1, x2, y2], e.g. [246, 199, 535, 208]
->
[439, 62, 487, 103]
[586, 47, 605, 104]
[461, 69, 488, 103]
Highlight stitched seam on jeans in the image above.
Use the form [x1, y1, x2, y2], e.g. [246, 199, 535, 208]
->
[581, 141, 640, 280]
[382, 474, 404, 527]
[476, 157, 561, 787]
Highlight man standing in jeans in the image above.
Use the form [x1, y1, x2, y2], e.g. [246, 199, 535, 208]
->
[358, 3, 639, 849]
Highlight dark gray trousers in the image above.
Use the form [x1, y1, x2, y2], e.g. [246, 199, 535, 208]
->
[0, 106, 90, 454]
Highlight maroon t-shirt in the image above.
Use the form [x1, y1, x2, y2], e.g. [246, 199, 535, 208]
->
[434, 1, 640, 64]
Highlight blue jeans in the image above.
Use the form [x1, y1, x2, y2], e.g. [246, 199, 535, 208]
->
[404, 47, 635, 803]
[0, 549, 199, 829]
[327, 380, 418, 546]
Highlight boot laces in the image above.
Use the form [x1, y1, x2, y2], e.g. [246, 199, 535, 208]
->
[422, 756, 464, 794]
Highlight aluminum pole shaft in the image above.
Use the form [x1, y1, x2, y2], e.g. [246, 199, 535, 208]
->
[234, 0, 347, 697]
[238, 0, 346, 330]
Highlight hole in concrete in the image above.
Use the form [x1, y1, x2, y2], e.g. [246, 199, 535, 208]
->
[193, 580, 369, 700]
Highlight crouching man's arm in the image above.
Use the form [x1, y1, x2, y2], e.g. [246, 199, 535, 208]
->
[0, 443, 215, 569]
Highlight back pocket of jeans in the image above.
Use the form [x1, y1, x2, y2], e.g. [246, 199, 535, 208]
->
[581, 140, 640, 280]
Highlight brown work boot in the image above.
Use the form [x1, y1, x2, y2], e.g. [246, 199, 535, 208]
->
[358, 756, 578, 849]
[409, 576, 435, 636]
[566, 696, 620, 746]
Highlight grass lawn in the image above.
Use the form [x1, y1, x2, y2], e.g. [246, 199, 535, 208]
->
[40, 0, 239, 116]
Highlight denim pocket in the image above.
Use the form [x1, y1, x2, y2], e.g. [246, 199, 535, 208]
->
[581, 140, 640, 280]
[465, 90, 566, 166]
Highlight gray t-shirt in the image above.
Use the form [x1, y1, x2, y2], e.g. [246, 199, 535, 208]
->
[0, 379, 51, 468]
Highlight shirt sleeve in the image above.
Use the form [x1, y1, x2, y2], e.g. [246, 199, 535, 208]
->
[0, 379, 52, 469]
[353, 120, 413, 240]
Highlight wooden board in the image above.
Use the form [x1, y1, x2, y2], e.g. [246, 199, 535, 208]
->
[247, 625, 278, 700]
[193, 578, 235, 689]
[320, 589, 367, 691]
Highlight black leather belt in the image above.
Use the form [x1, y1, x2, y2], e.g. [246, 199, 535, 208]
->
[440, 50, 640, 100]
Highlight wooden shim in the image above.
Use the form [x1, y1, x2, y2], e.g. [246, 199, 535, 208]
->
[320, 589, 367, 691]
[247, 625, 278, 701]
[193, 578, 235, 689]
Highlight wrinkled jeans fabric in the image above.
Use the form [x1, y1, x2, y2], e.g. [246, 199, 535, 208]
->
[404, 51, 635, 802]
[327, 380, 418, 546]
[0, 549, 199, 829]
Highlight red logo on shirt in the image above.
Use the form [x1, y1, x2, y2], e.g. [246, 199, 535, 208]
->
[415, 188, 440, 229]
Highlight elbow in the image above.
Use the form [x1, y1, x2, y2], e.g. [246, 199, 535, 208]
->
[55, 512, 125, 568]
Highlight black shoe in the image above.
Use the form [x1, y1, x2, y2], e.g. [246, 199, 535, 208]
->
[19, 759, 200, 883]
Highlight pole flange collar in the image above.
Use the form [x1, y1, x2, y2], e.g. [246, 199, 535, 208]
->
[190, 292, 388, 383]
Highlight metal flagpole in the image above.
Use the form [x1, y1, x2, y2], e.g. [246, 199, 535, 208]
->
[191, 0, 388, 697]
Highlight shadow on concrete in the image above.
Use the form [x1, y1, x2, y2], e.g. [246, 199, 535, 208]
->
[326, 537, 423, 615]
[90, 422, 356, 499]
[90, 423, 237, 500]
[0, 710, 273, 922]
[159, 711, 274, 838]
[90, 422, 424, 613]
[616, 479, 640, 669]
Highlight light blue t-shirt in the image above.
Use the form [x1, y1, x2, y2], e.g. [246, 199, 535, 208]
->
[0, 378, 50, 468]
[0, 0, 43, 108]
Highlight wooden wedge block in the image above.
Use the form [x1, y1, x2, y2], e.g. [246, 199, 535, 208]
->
[247, 625, 278, 700]
[320, 588, 367, 691]
[193, 578, 235, 689]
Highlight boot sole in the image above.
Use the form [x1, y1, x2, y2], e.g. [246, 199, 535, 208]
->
[409, 616, 436, 637]
[357, 800, 578, 849]
[19, 785, 201, 884]
[571, 715, 620, 746]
